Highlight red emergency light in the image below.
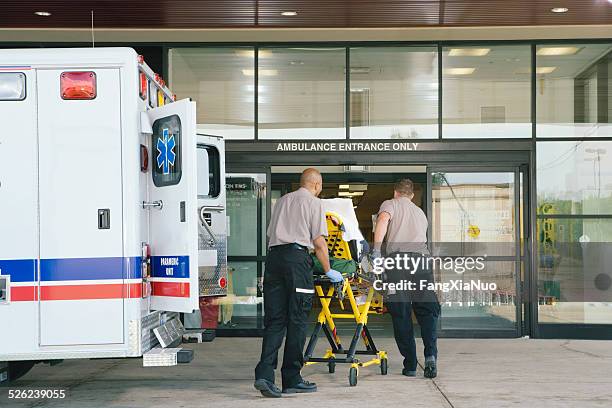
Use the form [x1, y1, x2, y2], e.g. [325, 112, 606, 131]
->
[218, 277, 227, 289]
[61, 71, 96, 100]
[139, 72, 147, 100]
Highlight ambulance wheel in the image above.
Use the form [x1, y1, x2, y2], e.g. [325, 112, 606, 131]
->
[328, 359, 336, 374]
[8, 361, 35, 383]
[380, 358, 388, 375]
[349, 367, 358, 386]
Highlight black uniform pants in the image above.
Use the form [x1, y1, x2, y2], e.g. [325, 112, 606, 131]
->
[385, 252, 440, 371]
[254, 245, 314, 388]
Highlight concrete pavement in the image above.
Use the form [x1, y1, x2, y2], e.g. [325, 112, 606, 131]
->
[2, 337, 612, 408]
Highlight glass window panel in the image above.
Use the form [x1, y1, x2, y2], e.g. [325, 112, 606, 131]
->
[442, 45, 531, 138]
[537, 218, 612, 324]
[431, 172, 516, 257]
[439, 261, 517, 331]
[226, 174, 266, 256]
[169, 48, 254, 140]
[537, 141, 612, 215]
[220, 261, 261, 328]
[258, 47, 346, 140]
[349, 47, 438, 139]
[536, 43, 612, 138]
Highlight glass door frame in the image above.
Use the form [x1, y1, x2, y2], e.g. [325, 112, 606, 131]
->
[426, 164, 529, 338]
[217, 166, 271, 337]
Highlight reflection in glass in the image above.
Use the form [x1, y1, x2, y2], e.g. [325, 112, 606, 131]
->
[438, 261, 517, 331]
[442, 45, 531, 138]
[169, 48, 254, 139]
[431, 172, 516, 257]
[536, 44, 612, 138]
[537, 141, 612, 215]
[537, 219, 612, 324]
[349, 47, 438, 139]
[226, 174, 266, 256]
[218, 262, 261, 329]
[258, 47, 346, 140]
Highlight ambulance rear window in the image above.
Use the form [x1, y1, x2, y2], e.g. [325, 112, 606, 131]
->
[152, 115, 182, 187]
[0, 72, 26, 101]
[197, 145, 221, 198]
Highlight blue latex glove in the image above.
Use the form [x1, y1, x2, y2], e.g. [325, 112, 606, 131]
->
[325, 269, 343, 283]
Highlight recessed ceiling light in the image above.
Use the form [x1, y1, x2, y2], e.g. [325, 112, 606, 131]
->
[242, 69, 278, 77]
[536, 47, 581, 56]
[34, 11, 51, 16]
[234, 49, 272, 58]
[444, 67, 476, 75]
[350, 67, 371, 74]
[514, 66, 557, 74]
[551, 7, 569, 13]
[281, 11, 298, 16]
[448, 48, 491, 57]
[536, 66, 557, 74]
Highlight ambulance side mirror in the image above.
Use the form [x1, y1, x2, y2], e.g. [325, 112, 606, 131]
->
[140, 112, 153, 135]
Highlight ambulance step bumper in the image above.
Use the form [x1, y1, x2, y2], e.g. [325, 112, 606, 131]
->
[142, 347, 193, 367]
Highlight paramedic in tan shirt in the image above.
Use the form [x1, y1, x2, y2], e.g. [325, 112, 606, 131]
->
[373, 179, 440, 379]
[254, 168, 343, 398]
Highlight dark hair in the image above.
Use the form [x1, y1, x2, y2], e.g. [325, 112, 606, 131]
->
[394, 179, 414, 196]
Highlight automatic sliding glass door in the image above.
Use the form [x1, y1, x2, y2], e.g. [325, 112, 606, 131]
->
[427, 167, 524, 336]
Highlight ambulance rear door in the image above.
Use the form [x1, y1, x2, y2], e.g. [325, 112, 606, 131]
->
[147, 99, 199, 313]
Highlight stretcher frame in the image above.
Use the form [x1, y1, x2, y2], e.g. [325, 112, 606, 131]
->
[304, 277, 387, 386]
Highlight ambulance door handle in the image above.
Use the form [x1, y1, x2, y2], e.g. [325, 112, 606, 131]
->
[142, 200, 163, 210]
[98, 209, 110, 230]
[199, 207, 217, 246]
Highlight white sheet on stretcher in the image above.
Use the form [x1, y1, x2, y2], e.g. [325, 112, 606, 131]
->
[321, 198, 365, 243]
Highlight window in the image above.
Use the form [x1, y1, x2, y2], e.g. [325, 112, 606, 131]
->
[537, 141, 612, 324]
[258, 47, 346, 140]
[152, 115, 182, 187]
[169, 48, 255, 140]
[442, 45, 531, 138]
[0, 72, 26, 101]
[197, 145, 221, 198]
[350, 47, 438, 139]
[536, 43, 612, 138]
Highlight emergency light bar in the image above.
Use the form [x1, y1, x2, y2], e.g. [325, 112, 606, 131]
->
[0, 72, 26, 101]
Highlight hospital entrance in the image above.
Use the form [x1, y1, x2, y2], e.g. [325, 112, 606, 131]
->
[218, 158, 529, 339]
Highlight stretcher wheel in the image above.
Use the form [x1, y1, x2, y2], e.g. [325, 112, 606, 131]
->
[380, 358, 388, 375]
[328, 359, 336, 374]
[349, 367, 358, 386]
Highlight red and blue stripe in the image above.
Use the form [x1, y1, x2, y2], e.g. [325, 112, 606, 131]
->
[0, 256, 190, 301]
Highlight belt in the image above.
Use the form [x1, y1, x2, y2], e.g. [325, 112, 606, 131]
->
[269, 243, 309, 252]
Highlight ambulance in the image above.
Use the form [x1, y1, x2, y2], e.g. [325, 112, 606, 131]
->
[0, 48, 227, 382]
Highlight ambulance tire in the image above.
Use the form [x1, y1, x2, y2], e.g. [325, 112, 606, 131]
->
[8, 361, 36, 383]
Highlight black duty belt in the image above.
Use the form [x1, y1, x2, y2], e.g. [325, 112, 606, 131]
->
[269, 243, 309, 252]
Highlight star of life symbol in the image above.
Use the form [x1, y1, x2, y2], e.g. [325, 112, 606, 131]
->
[156, 128, 176, 175]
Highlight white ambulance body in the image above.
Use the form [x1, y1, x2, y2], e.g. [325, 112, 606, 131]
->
[0, 48, 227, 379]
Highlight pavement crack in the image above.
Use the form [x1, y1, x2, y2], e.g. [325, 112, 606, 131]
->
[560, 340, 610, 359]
[417, 361, 455, 408]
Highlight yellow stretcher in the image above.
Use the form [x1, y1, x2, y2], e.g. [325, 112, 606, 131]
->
[304, 212, 387, 387]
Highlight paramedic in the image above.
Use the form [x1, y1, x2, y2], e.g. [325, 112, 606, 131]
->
[372, 179, 440, 379]
[254, 168, 343, 398]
